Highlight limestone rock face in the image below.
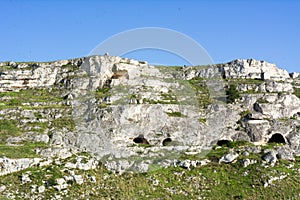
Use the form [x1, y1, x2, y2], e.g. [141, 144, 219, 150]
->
[0, 157, 42, 176]
[66, 56, 226, 160]
[254, 94, 300, 119]
[221, 59, 290, 81]
[0, 55, 299, 173]
[245, 120, 270, 143]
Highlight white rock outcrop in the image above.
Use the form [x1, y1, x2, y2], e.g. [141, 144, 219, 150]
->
[222, 59, 290, 81]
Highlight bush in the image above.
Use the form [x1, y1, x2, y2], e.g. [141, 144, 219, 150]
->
[226, 84, 240, 103]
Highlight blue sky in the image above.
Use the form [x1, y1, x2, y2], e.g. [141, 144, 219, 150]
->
[1, 0, 299, 72]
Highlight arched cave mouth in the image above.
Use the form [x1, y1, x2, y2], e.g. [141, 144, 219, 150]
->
[268, 133, 286, 144]
[162, 138, 172, 146]
[217, 140, 231, 147]
[133, 136, 149, 145]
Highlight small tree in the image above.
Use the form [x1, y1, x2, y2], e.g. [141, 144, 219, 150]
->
[226, 84, 240, 103]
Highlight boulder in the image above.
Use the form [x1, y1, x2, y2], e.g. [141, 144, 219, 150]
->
[275, 146, 295, 161]
[245, 120, 270, 142]
[219, 151, 239, 163]
[262, 150, 277, 165]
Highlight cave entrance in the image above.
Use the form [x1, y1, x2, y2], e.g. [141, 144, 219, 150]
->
[133, 136, 149, 145]
[268, 133, 286, 144]
[162, 138, 172, 146]
[217, 140, 230, 147]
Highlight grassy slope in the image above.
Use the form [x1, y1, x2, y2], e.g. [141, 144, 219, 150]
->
[0, 146, 299, 199]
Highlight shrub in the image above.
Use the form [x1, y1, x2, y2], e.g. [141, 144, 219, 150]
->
[226, 84, 240, 103]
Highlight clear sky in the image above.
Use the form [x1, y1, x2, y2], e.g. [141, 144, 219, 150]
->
[1, 0, 299, 72]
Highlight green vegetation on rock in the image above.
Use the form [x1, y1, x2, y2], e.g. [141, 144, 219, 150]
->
[226, 83, 241, 103]
[0, 142, 48, 158]
[0, 146, 299, 199]
[293, 87, 300, 99]
[186, 77, 211, 108]
[165, 111, 185, 117]
[0, 120, 20, 143]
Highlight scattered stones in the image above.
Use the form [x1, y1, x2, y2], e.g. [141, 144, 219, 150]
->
[263, 175, 287, 187]
[64, 156, 98, 170]
[241, 159, 257, 168]
[53, 178, 68, 191]
[73, 175, 84, 185]
[88, 175, 96, 183]
[175, 160, 199, 170]
[33, 134, 50, 143]
[20, 172, 32, 184]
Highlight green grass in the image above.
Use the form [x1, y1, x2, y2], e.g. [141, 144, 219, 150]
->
[293, 87, 300, 99]
[0, 89, 64, 109]
[0, 150, 298, 199]
[0, 65, 13, 71]
[0, 120, 20, 143]
[0, 142, 48, 158]
[256, 98, 269, 104]
[239, 110, 251, 118]
[165, 111, 185, 117]
[228, 78, 264, 85]
[186, 77, 211, 108]
[50, 116, 75, 131]
[198, 117, 207, 123]
[61, 63, 77, 69]
[226, 83, 241, 103]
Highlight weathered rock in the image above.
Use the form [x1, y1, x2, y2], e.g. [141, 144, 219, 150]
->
[0, 185, 6, 192]
[286, 131, 300, 155]
[0, 55, 299, 173]
[73, 175, 84, 185]
[20, 172, 32, 184]
[262, 150, 277, 165]
[0, 157, 42, 176]
[38, 185, 45, 193]
[243, 146, 262, 154]
[221, 59, 290, 81]
[53, 178, 68, 191]
[241, 159, 257, 167]
[39, 148, 72, 159]
[254, 94, 300, 119]
[290, 72, 300, 79]
[33, 134, 50, 143]
[275, 146, 295, 161]
[219, 151, 239, 163]
[245, 120, 270, 142]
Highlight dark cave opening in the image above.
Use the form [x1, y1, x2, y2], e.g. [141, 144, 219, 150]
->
[162, 138, 172, 146]
[217, 140, 230, 147]
[133, 136, 149, 145]
[268, 133, 286, 144]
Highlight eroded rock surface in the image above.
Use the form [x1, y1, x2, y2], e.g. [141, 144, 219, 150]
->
[0, 56, 299, 173]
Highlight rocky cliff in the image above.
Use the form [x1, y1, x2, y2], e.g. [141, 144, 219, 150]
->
[0, 55, 300, 199]
[0, 56, 299, 170]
